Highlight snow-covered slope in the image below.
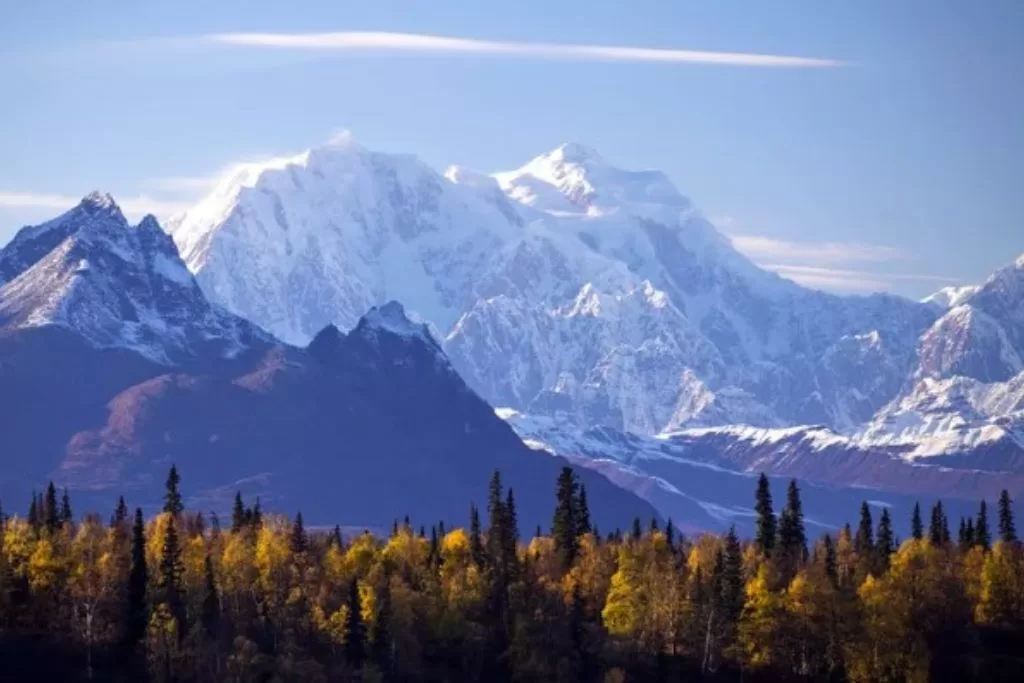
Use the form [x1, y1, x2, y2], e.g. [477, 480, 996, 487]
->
[168, 135, 938, 434]
[0, 193, 268, 363]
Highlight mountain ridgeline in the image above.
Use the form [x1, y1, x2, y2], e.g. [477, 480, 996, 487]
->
[0, 194, 656, 532]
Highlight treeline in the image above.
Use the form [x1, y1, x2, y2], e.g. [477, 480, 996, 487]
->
[1, 468, 1023, 682]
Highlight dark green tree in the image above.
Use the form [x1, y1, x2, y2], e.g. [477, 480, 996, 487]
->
[778, 479, 807, 567]
[111, 496, 128, 528]
[998, 490, 1017, 543]
[370, 581, 393, 680]
[43, 482, 59, 533]
[754, 473, 777, 556]
[344, 578, 367, 670]
[876, 508, 896, 571]
[125, 508, 148, 651]
[631, 517, 643, 541]
[720, 526, 744, 623]
[59, 487, 72, 525]
[855, 502, 874, 558]
[911, 502, 924, 540]
[163, 465, 183, 516]
[821, 534, 838, 587]
[290, 512, 307, 554]
[552, 467, 580, 570]
[575, 483, 591, 536]
[976, 499, 991, 549]
[157, 513, 186, 632]
[469, 504, 486, 567]
[231, 492, 246, 533]
[929, 501, 948, 546]
[332, 525, 344, 549]
[201, 553, 219, 636]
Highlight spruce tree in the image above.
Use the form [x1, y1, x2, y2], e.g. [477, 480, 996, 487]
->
[333, 525, 344, 549]
[998, 490, 1017, 543]
[666, 518, 675, 548]
[822, 534, 838, 587]
[231, 492, 245, 533]
[929, 501, 947, 546]
[855, 502, 874, 557]
[575, 484, 591, 535]
[290, 512, 307, 554]
[631, 517, 643, 541]
[721, 527, 744, 623]
[911, 502, 924, 540]
[965, 517, 976, 548]
[43, 482, 59, 533]
[343, 578, 367, 670]
[778, 479, 807, 563]
[754, 473, 777, 556]
[251, 497, 262, 529]
[27, 492, 39, 532]
[126, 508, 148, 651]
[163, 465, 183, 516]
[486, 470, 509, 573]
[112, 496, 128, 528]
[59, 488, 72, 525]
[157, 513, 186, 632]
[469, 504, 486, 567]
[201, 553, 219, 636]
[552, 467, 579, 570]
[370, 582, 393, 680]
[876, 508, 895, 571]
[976, 499, 991, 549]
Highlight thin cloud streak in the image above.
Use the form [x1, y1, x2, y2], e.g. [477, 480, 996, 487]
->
[730, 234, 901, 265]
[205, 31, 847, 68]
[763, 263, 959, 294]
[0, 191, 190, 221]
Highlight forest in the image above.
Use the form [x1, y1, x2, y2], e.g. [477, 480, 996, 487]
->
[0, 466, 1022, 682]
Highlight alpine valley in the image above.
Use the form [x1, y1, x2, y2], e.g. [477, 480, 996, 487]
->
[2, 134, 1022, 533]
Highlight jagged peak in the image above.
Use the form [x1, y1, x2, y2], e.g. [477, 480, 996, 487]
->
[543, 142, 606, 166]
[359, 301, 436, 344]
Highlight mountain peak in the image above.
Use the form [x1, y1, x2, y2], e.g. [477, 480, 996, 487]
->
[79, 191, 126, 222]
[546, 142, 605, 166]
[360, 301, 435, 345]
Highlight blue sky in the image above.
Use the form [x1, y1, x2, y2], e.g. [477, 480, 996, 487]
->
[1, 0, 1021, 297]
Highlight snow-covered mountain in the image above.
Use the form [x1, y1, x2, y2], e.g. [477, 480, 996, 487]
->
[167, 135, 939, 435]
[0, 192, 268, 364]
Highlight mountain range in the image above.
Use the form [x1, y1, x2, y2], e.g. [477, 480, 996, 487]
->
[0, 192, 657, 532]
[1, 134, 1021, 533]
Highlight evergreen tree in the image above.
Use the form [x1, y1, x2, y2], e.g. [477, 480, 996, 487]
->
[251, 497, 262, 529]
[290, 511, 307, 554]
[59, 487, 72, 525]
[778, 479, 807, 564]
[27, 491, 39, 532]
[231, 492, 245, 533]
[486, 470, 509, 573]
[157, 513, 186, 632]
[998, 490, 1017, 543]
[575, 483, 591, 536]
[332, 525, 344, 549]
[43, 481, 59, 533]
[343, 578, 367, 670]
[126, 508, 148, 651]
[552, 467, 580, 570]
[929, 501, 948, 546]
[822, 534, 838, 587]
[855, 502, 874, 557]
[721, 526, 744, 623]
[754, 473, 777, 556]
[505, 488, 519, 547]
[201, 553, 219, 636]
[370, 582, 393, 680]
[876, 508, 896, 571]
[112, 496, 128, 528]
[666, 518, 675, 548]
[631, 517, 643, 541]
[911, 502, 924, 540]
[469, 504, 486, 567]
[977, 499, 992, 549]
[163, 465, 183, 516]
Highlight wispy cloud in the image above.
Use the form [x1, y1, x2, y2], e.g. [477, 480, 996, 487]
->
[763, 264, 959, 293]
[721, 228, 958, 294]
[204, 31, 847, 68]
[0, 191, 190, 221]
[729, 234, 902, 266]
